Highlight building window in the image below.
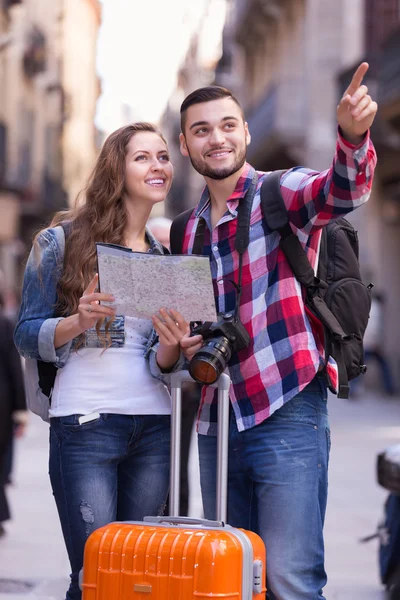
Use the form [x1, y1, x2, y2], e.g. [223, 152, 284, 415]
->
[365, 0, 400, 55]
[45, 125, 62, 179]
[17, 107, 34, 187]
[4, 0, 23, 7]
[0, 122, 6, 183]
[23, 27, 46, 78]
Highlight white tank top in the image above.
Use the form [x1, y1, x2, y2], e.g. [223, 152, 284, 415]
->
[49, 316, 171, 418]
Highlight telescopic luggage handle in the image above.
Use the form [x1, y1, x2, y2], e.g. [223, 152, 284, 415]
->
[144, 516, 224, 528]
[169, 370, 231, 522]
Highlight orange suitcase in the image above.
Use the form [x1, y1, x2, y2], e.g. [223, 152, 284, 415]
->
[81, 371, 267, 599]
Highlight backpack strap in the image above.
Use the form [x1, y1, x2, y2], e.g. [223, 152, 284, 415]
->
[261, 171, 317, 289]
[170, 208, 196, 254]
[260, 171, 351, 398]
[235, 172, 259, 255]
[261, 170, 290, 231]
[59, 220, 72, 246]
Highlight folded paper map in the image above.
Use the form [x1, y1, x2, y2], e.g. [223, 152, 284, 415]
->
[96, 243, 218, 323]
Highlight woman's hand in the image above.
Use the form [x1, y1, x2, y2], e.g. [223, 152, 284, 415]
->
[152, 308, 188, 371]
[152, 308, 188, 347]
[55, 274, 116, 349]
[78, 274, 116, 331]
[180, 331, 203, 361]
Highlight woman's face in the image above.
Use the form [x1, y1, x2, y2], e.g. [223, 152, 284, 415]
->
[124, 131, 173, 205]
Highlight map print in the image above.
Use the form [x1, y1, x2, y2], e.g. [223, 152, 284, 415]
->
[96, 244, 218, 323]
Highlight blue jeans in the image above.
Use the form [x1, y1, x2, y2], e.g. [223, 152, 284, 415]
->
[49, 413, 170, 600]
[198, 376, 330, 600]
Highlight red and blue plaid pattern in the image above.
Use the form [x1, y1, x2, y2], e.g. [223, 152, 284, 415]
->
[182, 131, 377, 435]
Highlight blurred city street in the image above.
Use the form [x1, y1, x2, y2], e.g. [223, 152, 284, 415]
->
[0, 388, 399, 600]
[0, 1, 400, 599]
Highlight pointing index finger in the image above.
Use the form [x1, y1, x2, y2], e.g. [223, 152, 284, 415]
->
[344, 62, 369, 98]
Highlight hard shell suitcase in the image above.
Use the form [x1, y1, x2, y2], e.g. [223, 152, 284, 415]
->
[81, 371, 267, 599]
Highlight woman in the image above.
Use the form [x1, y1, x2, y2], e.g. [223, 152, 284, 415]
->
[14, 123, 187, 600]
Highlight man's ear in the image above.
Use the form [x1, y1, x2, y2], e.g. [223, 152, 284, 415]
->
[244, 122, 251, 146]
[179, 133, 189, 157]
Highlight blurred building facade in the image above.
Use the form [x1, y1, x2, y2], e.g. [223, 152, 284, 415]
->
[61, 0, 101, 208]
[0, 0, 101, 312]
[165, 0, 400, 387]
[215, 0, 365, 170]
[338, 0, 400, 388]
[160, 0, 227, 218]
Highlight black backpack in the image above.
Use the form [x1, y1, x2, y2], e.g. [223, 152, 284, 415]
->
[170, 169, 372, 399]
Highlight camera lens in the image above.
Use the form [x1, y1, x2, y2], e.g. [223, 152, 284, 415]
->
[189, 336, 232, 384]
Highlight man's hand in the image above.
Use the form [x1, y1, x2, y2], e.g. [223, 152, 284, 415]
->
[337, 62, 378, 144]
[152, 308, 188, 348]
[180, 331, 203, 361]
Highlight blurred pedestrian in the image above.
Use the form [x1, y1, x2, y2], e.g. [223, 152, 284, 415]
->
[0, 292, 27, 538]
[2, 429, 15, 486]
[14, 122, 188, 599]
[0, 276, 20, 489]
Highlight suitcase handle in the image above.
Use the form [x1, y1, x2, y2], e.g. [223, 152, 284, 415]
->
[170, 370, 231, 522]
[143, 516, 224, 528]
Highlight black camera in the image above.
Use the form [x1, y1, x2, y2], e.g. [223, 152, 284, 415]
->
[189, 312, 250, 385]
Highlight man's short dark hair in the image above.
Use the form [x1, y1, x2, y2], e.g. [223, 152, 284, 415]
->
[180, 86, 244, 133]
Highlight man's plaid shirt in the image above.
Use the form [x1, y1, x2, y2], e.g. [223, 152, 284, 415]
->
[181, 130, 377, 435]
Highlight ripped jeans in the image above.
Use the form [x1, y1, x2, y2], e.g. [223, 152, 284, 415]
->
[49, 413, 170, 600]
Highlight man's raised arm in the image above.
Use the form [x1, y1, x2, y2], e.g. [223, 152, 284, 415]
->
[337, 62, 378, 144]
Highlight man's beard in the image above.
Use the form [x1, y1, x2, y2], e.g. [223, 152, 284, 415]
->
[187, 146, 247, 180]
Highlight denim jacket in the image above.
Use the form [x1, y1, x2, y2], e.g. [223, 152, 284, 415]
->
[14, 225, 185, 385]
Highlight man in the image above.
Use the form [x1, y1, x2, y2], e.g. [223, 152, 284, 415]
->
[175, 63, 377, 599]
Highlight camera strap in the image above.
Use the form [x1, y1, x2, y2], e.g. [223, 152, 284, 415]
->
[192, 172, 259, 314]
